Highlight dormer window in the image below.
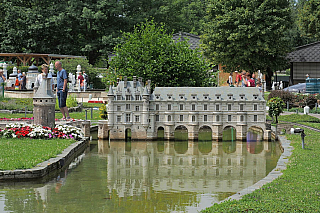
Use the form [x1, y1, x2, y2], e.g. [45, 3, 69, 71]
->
[155, 94, 160, 100]
[215, 94, 221, 100]
[179, 94, 185, 100]
[167, 94, 173, 100]
[239, 94, 245, 100]
[191, 94, 197, 100]
[227, 93, 233, 100]
[253, 94, 259, 100]
[203, 94, 209, 100]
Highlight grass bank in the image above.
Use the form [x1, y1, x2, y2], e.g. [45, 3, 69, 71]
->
[0, 138, 74, 170]
[202, 125, 320, 212]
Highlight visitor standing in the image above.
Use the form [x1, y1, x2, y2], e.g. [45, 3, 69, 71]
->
[83, 70, 89, 88]
[15, 76, 20, 90]
[243, 73, 255, 87]
[0, 69, 6, 92]
[235, 71, 241, 87]
[228, 73, 233, 86]
[20, 72, 27, 90]
[35, 64, 54, 90]
[55, 61, 70, 120]
[78, 72, 84, 91]
[17, 69, 22, 89]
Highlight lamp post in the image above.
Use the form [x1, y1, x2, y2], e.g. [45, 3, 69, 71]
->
[291, 128, 306, 149]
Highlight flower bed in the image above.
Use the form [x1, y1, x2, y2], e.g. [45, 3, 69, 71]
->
[0, 123, 84, 140]
[0, 117, 33, 121]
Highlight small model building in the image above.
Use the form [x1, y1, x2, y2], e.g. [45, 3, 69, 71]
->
[104, 76, 269, 141]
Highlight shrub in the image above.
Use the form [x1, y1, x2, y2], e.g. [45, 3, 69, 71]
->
[99, 104, 108, 119]
[268, 90, 295, 107]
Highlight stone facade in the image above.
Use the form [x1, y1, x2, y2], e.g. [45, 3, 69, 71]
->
[103, 77, 268, 141]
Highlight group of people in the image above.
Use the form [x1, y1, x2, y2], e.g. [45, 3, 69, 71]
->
[228, 71, 262, 89]
[34, 61, 71, 120]
[14, 70, 27, 90]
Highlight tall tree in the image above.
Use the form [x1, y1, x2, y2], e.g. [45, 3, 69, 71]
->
[109, 20, 210, 88]
[201, 0, 293, 88]
[298, 0, 320, 39]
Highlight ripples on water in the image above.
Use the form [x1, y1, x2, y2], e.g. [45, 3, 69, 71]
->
[0, 130, 281, 213]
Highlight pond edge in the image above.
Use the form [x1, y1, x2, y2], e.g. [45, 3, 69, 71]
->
[216, 134, 293, 204]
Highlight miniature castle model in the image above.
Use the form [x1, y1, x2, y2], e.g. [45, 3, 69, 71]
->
[102, 76, 269, 141]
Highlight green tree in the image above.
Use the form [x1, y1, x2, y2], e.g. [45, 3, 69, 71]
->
[267, 97, 285, 124]
[201, 0, 293, 88]
[109, 20, 210, 88]
[54, 58, 105, 89]
[298, 0, 320, 39]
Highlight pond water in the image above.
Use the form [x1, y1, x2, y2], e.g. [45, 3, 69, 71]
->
[0, 130, 282, 213]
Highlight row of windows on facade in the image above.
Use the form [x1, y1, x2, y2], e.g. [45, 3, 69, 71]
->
[115, 94, 258, 101]
[116, 114, 258, 123]
[116, 157, 255, 167]
[117, 104, 260, 111]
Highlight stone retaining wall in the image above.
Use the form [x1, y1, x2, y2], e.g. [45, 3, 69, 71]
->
[0, 138, 89, 180]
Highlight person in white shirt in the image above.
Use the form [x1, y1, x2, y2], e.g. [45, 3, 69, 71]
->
[228, 73, 233, 86]
[34, 64, 54, 90]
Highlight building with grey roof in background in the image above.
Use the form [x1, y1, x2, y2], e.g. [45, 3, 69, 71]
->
[102, 76, 270, 141]
[287, 41, 320, 84]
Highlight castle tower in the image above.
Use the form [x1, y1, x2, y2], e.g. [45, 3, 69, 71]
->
[142, 86, 150, 128]
[107, 85, 115, 126]
[33, 74, 55, 129]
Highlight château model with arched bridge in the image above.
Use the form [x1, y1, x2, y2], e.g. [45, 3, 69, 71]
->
[98, 76, 271, 141]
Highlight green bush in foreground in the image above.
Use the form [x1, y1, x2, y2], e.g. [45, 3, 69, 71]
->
[0, 138, 74, 170]
[202, 127, 320, 212]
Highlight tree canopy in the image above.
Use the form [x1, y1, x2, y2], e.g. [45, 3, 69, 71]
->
[298, 0, 320, 39]
[109, 20, 210, 88]
[201, 0, 293, 74]
[0, 0, 207, 65]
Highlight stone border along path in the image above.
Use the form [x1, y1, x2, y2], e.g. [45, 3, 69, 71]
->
[0, 138, 89, 180]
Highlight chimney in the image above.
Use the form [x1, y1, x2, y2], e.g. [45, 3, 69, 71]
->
[138, 77, 144, 87]
[133, 76, 137, 88]
[124, 76, 127, 88]
[147, 79, 151, 91]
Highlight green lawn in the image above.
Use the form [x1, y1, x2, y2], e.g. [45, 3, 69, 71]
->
[202, 126, 320, 212]
[0, 138, 74, 170]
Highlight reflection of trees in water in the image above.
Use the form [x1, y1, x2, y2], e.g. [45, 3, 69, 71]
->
[199, 126, 212, 141]
[174, 126, 188, 141]
[174, 141, 189, 154]
[157, 140, 164, 152]
[157, 127, 164, 139]
[222, 127, 236, 141]
[222, 141, 236, 154]
[198, 141, 212, 154]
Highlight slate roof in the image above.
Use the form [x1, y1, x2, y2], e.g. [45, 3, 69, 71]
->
[172, 32, 200, 50]
[151, 87, 263, 101]
[287, 41, 320, 62]
[110, 80, 145, 98]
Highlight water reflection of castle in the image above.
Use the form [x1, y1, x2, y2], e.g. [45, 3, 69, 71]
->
[99, 140, 281, 198]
